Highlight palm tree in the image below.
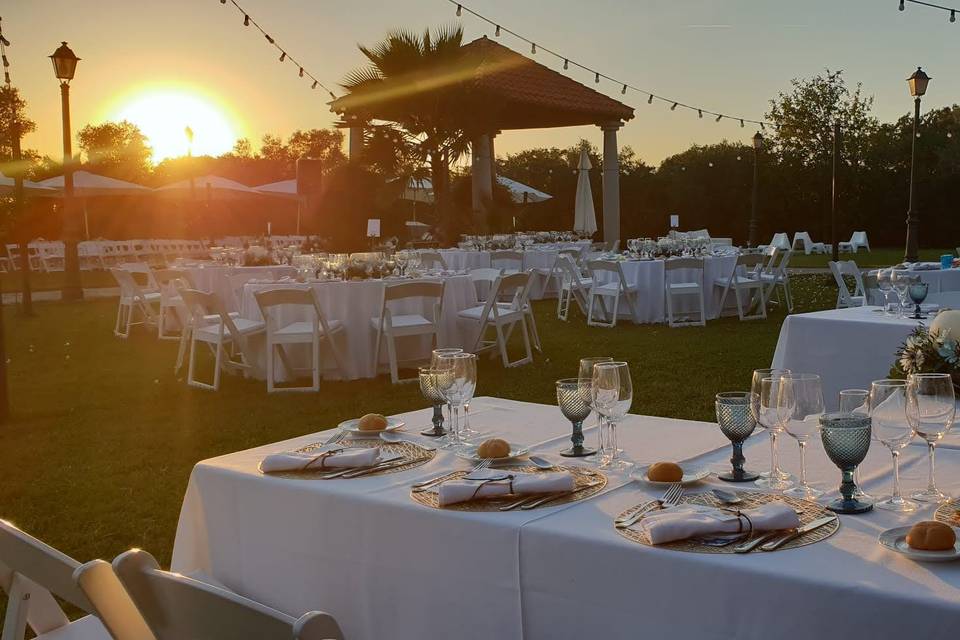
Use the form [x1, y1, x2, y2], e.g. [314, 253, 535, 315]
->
[341, 26, 473, 240]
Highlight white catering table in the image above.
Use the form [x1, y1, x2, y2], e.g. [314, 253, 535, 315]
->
[772, 306, 928, 403]
[590, 255, 738, 323]
[183, 265, 298, 312]
[434, 248, 582, 299]
[239, 276, 479, 381]
[868, 263, 960, 294]
[171, 397, 960, 639]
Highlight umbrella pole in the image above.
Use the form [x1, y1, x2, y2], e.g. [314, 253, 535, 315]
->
[83, 201, 89, 240]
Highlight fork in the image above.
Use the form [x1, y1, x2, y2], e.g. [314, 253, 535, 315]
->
[614, 483, 684, 529]
[323, 430, 346, 447]
[411, 459, 492, 492]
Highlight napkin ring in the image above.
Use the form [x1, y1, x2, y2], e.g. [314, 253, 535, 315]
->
[302, 451, 338, 471]
[733, 510, 754, 536]
[469, 474, 515, 500]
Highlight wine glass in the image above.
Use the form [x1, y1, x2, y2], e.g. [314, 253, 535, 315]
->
[418, 367, 446, 438]
[715, 391, 759, 482]
[778, 374, 825, 499]
[435, 353, 476, 450]
[557, 378, 596, 457]
[839, 388, 871, 498]
[751, 368, 793, 488]
[432, 349, 474, 437]
[578, 357, 613, 464]
[907, 372, 956, 503]
[591, 361, 633, 471]
[820, 412, 873, 514]
[877, 268, 894, 314]
[870, 379, 918, 512]
[891, 270, 910, 317]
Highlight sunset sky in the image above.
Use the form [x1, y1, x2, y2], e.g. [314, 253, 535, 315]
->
[7, 0, 959, 167]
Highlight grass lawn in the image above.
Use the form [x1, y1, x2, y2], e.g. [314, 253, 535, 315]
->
[0, 276, 836, 576]
[789, 247, 953, 269]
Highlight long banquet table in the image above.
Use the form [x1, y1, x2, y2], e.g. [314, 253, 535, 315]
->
[238, 276, 479, 381]
[171, 396, 960, 639]
[772, 305, 928, 402]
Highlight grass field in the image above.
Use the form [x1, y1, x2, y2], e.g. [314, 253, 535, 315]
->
[788, 247, 952, 268]
[1, 275, 835, 574]
[1, 270, 116, 293]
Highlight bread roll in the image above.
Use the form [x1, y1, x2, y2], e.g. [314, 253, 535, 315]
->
[477, 438, 511, 459]
[647, 461, 683, 483]
[357, 413, 388, 431]
[906, 520, 956, 551]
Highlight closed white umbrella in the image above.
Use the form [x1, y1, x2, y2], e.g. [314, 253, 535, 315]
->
[496, 176, 552, 204]
[573, 148, 597, 236]
[397, 177, 434, 204]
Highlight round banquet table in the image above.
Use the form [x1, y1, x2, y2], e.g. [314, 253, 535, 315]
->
[868, 264, 960, 294]
[182, 264, 298, 312]
[433, 247, 585, 299]
[590, 255, 738, 323]
[239, 276, 478, 381]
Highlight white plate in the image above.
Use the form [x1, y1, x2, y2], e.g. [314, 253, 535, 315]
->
[631, 464, 711, 486]
[455, 442, 530, 462]
[338, 416, 405, 435]
[878, 526, 960, 562]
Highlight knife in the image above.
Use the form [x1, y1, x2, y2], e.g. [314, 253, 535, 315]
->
[340, 456, 422, 479]
[759, 516, 837, 551]
[320, 455, 404, 479]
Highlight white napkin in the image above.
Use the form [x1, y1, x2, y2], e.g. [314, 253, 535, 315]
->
[638, 502, 800, 545]
[261, 447, 380, 473]
[438, 468, 575, 506]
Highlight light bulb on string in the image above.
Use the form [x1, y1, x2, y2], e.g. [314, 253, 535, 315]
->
[279, 52, 286, 62]
[715, 114, 722, 122]
[265, 34, 274, 44]
[563, 59, 568, 70]
[220, 0, 226, 4]
[899, 0, 904, 10]
[698, 109, 703, 119]
[952, 10, 956, 21]
[647, 95, 653, 104]
[670, 102, 678, 111]
[495, 25, 500, 36]
[328, 91, 337, 100]
[1, 55, 7, 68]
[244, 14, 250, 26]
[595, 72, 600, 83]
[312, 81, 317, 89]
[621, 84, 627, 94]
[299, 67, 304, 78]
[740, 119, 745, 128]
[948, 132, 953, 138]
[456, 4, 462, 16]
[531, 42, 536, 54]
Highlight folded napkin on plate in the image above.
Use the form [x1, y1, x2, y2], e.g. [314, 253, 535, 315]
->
[638, 502, 800, 545]
[438, 468, 575, 506]
[261, 446, 380, 473]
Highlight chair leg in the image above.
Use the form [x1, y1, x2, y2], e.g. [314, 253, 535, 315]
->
[175, 326, 190, 373]
[525, 309, 542, 352]
[312, 336, 320, 391]
[666, 289, 674, 327]
[495, 322, 511, 367]
[213, 342, 223, 391]
[385, 332, 400, 384]
[609, 295, 619, 328]
[114, 301, 124, 337]
[266, 340, 275, 393]
[371, 326, 383, 378]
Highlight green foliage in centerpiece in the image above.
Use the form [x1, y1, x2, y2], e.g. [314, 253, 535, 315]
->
[890, 326, 960, 390]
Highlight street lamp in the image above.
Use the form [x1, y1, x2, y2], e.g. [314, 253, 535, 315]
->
[50, 41, 82, 301]
[904, 66, 930, 263]
[747, 131, 763, 247]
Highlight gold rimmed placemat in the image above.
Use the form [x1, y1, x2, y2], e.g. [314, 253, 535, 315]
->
[935, 500, 960, 527]
[615, 490, 839, 554]
[410, 465, 607, 512]
[263, 438, 436, 479]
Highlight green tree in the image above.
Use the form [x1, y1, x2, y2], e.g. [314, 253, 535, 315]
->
[77, 120, 152, 182]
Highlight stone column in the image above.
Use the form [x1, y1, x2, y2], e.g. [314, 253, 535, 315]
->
[348, 125, 364, 161]
[471, 133, 493, 231]
[601, 122, 622, 247]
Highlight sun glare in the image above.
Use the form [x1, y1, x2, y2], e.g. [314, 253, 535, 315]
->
[110, 89, 241, 163]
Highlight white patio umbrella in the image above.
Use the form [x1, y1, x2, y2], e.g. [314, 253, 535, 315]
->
[496, 176, 552, 204]
[155, 174, 261, 200]
[0, 171, 57, 194]
[573, 148, 597, 236]
[35, 170, 152, 239]
[254, 179, 300, 200]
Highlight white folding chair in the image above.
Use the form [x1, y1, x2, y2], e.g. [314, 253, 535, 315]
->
[490, 250, 522, 273]
[101, 549, 343, 640]
[760, 249, 794, 312]
[457, 271, 534, 367]
[468, 267, 502, 303]
[110, 268, 161, 338]
[152, 269, 188, 341]
[255, 287, 346, 392]
[0, 519, 117, 640]
[664, 257, 706, 327]
[829, 260, 867, 308]
[418, 251, 447, 270]
[180, 289, 265, 391]
[714, 254, 767, 321]
[371, 280, 445, 384]
[555, 255, 593, 321]
[585, 260, 641, 327]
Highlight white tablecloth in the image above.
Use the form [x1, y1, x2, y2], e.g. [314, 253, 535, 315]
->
[239, 277, 478, 381]
[184, 265, 297, 312]
[772, 306, 929, 403]
[591, 255, 738, 323]
[868, 264, 960, 294]
[434, 249, 578, 299]
[171, 396, 960, 639]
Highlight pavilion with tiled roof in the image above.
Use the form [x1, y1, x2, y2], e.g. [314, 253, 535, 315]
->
[330, 36, 635, 241]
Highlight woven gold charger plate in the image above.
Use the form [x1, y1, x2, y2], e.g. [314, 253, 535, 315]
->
[410, 465, 607, 512]
[935, 500, 960, 527]
[615, 490, 839, 554]
[262, 438, 436, 480]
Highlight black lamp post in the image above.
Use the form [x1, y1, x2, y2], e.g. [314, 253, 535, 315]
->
[747, 131, 763, 247]
[904, 66, 930, 263]
[50, 41, 82, 301]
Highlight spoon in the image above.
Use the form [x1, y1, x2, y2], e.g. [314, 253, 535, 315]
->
[528, 455, 556, 470]
[711, 488, 744, 505]
[379, 431, 437, 451]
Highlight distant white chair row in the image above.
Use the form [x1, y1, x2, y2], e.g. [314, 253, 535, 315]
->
[1, 239, 210, 272]
[0, 518, 344, 640]
[758, 231, 869, 255]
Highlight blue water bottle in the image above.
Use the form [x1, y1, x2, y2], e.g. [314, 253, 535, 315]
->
[941, 254, 953, 270]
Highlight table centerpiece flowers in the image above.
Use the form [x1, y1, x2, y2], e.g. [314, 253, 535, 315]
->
[891, 325, 960, 392]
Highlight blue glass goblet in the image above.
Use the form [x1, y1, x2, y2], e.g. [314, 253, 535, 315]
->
[715, 392, 760, 482]
[418, 367, 446, 437]
[820, 413, 873, 514]
[557, 378, 596, 457]
[908, 282, 928, 319]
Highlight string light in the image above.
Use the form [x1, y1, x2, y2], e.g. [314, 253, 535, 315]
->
[740, 119, 745, 127]
[900, 0, 960, 21]
[698, 109, 703, 118]
[447, 0, 772, 127]
[900, 0, 905, 8]
[0, 17, 10, 87]
[952, 9, 957, 20]
[219, 0, 338, 99]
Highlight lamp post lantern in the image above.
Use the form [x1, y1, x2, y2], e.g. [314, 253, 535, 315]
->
[747, 131, 763, 247]
[904, 66, 929, 263]
[50, 41, 82, 301]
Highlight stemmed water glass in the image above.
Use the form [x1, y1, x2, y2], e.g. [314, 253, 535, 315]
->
[751, 368, 793, 489]
[877, 268, 894, 314]
[578, 357, 613, 463]
[778, 373, 825, 499]
[839, 388, 872, 499]
[432, 349, 476, 438]
[820, 411, 873, 514]
[715, 392, 759, 482]
[908, 281, 928, 319]
[435, 352, 477, 450]
[907, 372, 956, 503]
[870, 379, 918, 512]
[591, 361, 633, 471]
[557, 378, 596, 457]
[418, 367, 447, 438]
[891, 270, 910, 317]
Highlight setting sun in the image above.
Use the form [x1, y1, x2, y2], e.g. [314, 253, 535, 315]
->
[110, 89, 242, 162]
